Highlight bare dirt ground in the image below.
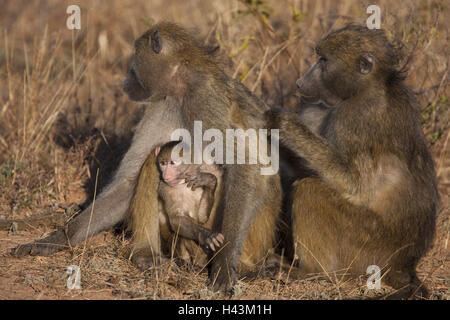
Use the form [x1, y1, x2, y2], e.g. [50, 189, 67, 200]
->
[0, 0, 448, 300]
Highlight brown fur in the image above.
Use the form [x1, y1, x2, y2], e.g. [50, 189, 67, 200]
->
[129, 149, 280, 273]
[124, 22, 282, 292]
[267, 25, 439, 299]
[13, 23, 281, 294]
[129, 141, 224, 267]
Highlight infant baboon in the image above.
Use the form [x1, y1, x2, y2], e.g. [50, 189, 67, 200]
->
[267, 25, 439, 299]
[154, 141, 224, 261]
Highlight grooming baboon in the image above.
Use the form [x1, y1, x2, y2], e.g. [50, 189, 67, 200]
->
[135, 140, 224, 266]
[13, 22, 281, 293]
[267, 25, 439, 298]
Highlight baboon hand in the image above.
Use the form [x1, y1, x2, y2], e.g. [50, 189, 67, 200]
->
[264, 106, 286, 130]
[208, 252, 238, 295]
[183, 172, 216, 190]
[204, 232, 224, 252]
[209, 263, 238, 295]
[12, 241, 63, 257]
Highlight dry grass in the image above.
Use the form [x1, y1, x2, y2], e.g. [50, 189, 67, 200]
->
[0, 0, 448, 299]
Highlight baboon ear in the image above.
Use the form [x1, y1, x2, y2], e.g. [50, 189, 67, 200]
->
[154, 146, 161, 156]
[359, 52, 374, 74]
[150, 29, 162, 54]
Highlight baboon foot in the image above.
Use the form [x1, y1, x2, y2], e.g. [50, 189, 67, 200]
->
[130, 249, 170, 271]
[384, 270, 429, 300]
[264, 253, 311, 279]
[12, 229, 68, 257]
[384, 285, 429, 300]
[209, 263, 238, 295]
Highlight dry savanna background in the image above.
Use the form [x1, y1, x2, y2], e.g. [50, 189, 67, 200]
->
[0, 0, 448, 300]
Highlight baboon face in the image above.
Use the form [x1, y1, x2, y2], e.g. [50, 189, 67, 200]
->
[123, 22, 219, 103]
[122, 28, 174, 102]
[296, 26, 397, 105]
[155, 141, 190, 186]
[296, 49, 374, 106]
[122, 61, 151, 102]
[156, 149, 184, 186]
[295, 58, 343, 106]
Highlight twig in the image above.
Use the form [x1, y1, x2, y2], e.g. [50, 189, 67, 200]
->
[413, 83, 448, 95]
[79, 168, 99, 268]
[239, 0, 300, 76]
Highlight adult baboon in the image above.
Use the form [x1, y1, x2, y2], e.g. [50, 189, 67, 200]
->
[13, 22, 281, 293]
[267, 25, 438, 298]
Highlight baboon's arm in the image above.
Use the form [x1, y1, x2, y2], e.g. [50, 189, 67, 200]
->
[197, 188, 215, 224]
[210, 164, 263, 292]
[268, 109, 359, 195]
[166, 215, 211, 246]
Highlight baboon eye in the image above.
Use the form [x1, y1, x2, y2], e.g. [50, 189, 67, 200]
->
[319, 57, 327, 62]
[151, 29, 162, 54]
